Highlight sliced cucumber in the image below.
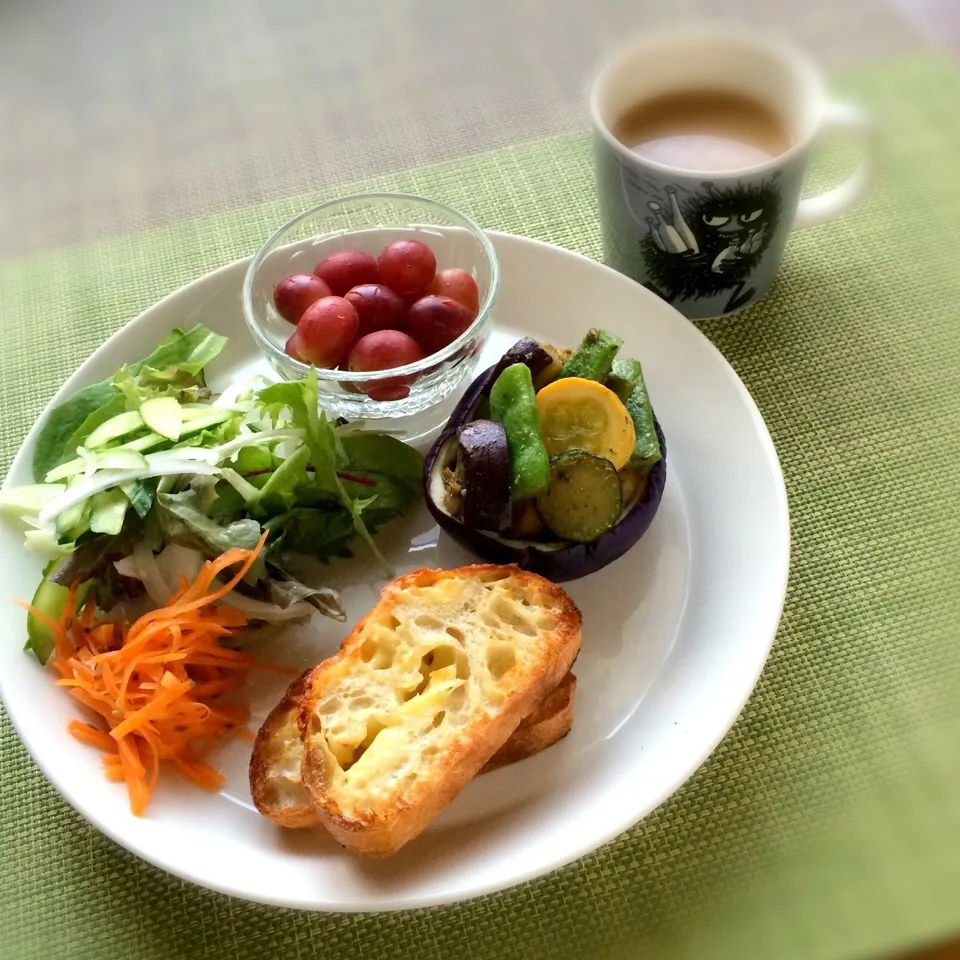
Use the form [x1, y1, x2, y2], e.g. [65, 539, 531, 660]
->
[0, 483, 67, 518]
[56, 497, 91, 540]
[78, 446, 99, 476]
[26, 569, 69, 663]
[536, 450, 622, 543]
[559, 329, 622, 383]
[25, 569, 91, 663]
[140, 396, 183, 440]
[606, 358, 643, 402]
[96, 449, 149, 471]
[47, 447, 149, 482]
[85, 410, 145, 449]
[179, 407, 236, 434]
[47, 407, 235, 481]
[89, 487, 129, 535]
[38, 451, 220, 528]
[24, 528, 70, 559]
[45, 458, 86, 482]
[121, 432, 167, 453]
[181, 405, 230, 422]
[168, 446, 217, 462]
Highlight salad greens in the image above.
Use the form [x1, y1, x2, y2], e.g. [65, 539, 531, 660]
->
[32, 325, 228, 483]
[1, 324, 424, 662]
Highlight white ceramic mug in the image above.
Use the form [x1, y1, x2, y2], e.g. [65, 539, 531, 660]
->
[591, 28, 877, 320]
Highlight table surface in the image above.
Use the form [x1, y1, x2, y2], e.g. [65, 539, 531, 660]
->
[0, 0, 950, 260]
[2, 2, 959, 959]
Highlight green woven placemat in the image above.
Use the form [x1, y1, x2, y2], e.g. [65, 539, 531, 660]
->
[2, 53, 959, 960]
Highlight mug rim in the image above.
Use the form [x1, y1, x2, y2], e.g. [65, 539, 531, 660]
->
[589, 25, 828, 179]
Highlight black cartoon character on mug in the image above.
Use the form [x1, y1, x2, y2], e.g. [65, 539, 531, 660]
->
[639, 180, 782, 313]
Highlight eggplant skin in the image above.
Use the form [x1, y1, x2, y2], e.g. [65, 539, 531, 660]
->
[423, 362, 667, 583]
[457, 419, 513, 532]
[490, 337, 554, 383]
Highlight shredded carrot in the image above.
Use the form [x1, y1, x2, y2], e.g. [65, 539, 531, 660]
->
[103, 762, 126, 783]
[22, 531, 292, 816]
[68, 720, 118, 753]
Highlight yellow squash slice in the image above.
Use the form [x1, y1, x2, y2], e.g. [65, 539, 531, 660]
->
[535, 377, 636, 469]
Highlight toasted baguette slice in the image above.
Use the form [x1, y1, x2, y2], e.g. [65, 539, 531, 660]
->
[250, 670, 577, 827]
[248, 670, 320, 828]
[481, 671, 576, 773]
[300, 564, 582, 856]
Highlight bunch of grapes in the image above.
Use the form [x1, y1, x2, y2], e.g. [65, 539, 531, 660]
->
[274, 240, 480, 401]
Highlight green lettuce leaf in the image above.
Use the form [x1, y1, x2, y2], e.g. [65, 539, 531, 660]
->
[206, 481, 247, 518]
[121, 479, 156, 519]
[339, 471, 418, 530]
[32, 324, 226, 481]
[232, 444, 274, 476]
[340, 434, 423, 494]
[250, 445, 310, 513]
[156, 488, 265, 583]
[267, 575, 345, 622]
[48, 521, 145, 587]
[264, 507, 356, 562]
[130, 325, 227, 381]
[32, 382, 120, 482]
[114, 364, 213, 409]
[112, 368, 148, 409]
[257, 371, 391, 573]
[57, 391, 128, 471]
[136, 365, 214, 400]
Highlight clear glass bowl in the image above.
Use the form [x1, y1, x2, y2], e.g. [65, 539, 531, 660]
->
[242, 193, 499, 438]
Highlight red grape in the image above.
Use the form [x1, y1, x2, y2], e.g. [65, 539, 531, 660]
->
[274, 273, 331, 324]
[297, 296, 360, 368]
[284, 330, 305, 362]
[313, 250, 379, 296]
[428, 268, 480, 317]
[406, 295, 474, 354]
[347, 330, 424, 401]
[377, 239, 436, 298]
[344, 283, 408, 338]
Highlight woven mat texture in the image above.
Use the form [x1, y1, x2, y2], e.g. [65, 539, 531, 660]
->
[0, 0, 919, 257]
[1, 53, 958, 960]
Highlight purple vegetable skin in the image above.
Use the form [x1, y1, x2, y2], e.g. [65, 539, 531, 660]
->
[423, 354, 667, 582]
[456, 419, 513, 533]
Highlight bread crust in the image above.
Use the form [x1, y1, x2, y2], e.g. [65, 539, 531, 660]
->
[248, 670, 319, 828]
[300, 564, 581, 857]
[250, 670, 576, 828]
[481, 672, 576, 773]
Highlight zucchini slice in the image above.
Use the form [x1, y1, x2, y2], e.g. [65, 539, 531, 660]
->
[536, 450, 622, 543]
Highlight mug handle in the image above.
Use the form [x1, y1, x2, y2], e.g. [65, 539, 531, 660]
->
[793, 102, 878, 229]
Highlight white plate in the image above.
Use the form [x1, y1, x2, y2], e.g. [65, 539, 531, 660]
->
[0, 232, 788, 911]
